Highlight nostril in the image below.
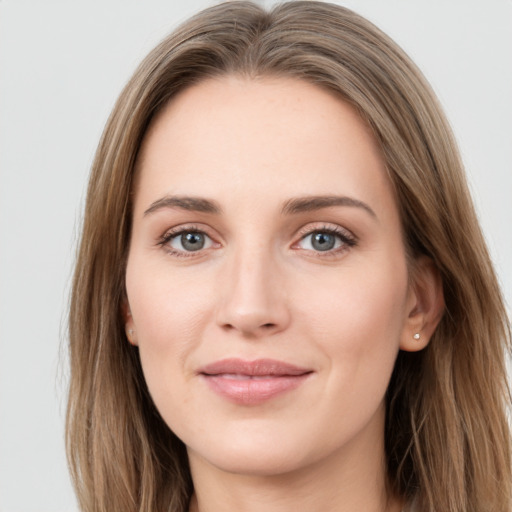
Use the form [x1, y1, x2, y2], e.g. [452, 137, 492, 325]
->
[221, 321, 276, 333]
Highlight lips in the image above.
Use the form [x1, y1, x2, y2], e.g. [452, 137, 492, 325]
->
[198, 358, 313, 405]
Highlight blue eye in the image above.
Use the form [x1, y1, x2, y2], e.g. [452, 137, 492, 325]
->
[310, 232, 337, 251]
[168, 231, 213, 252]
[297, 229, 355, 253]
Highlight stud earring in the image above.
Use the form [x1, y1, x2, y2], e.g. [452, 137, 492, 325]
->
[413, 333, 421, 340]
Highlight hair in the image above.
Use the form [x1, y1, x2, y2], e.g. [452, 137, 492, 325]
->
[67, 2, 512, 511]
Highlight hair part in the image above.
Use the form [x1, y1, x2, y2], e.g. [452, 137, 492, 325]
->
[67, 2, 512, 511]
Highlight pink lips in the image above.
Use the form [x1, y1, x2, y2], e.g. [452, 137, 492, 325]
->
[199, 358, 312, 405]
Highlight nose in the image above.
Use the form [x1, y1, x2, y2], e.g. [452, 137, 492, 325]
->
[215, 246, 291, 338]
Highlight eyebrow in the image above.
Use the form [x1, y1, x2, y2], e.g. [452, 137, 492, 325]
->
[281, 195, 376, 218]
[144, 196, 222, 216]
[143, 194, 376, 219]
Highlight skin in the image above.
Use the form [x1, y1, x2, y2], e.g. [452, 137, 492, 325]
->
[125, 76, 443, 512]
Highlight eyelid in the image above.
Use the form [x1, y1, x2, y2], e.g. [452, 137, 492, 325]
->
[295, 222, 354, 239]
[157, 224, 221, 257]
[292, 223, 357, 254]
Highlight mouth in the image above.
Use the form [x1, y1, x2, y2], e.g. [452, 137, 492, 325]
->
[198, 358, 313, 405]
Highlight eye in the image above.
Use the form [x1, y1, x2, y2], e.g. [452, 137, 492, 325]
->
[295, 227, 356, 254]
[302, 231, 338, 251]
[161, 229, 215, 254]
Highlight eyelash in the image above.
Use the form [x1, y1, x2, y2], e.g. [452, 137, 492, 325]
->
[157, 224, 357, 258]
[157, 224, 215, 258]
[294, 225, 357, 257]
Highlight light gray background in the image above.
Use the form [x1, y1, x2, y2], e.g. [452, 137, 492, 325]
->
[1, 1, 511, 511]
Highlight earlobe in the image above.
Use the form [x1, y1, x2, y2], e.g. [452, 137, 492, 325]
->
[400, 256, 445, 352]
[121, 299, 138, 346]
[125, 326, 137, 346]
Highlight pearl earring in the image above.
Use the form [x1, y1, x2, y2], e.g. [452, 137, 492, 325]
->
[413, 333, 420, 340]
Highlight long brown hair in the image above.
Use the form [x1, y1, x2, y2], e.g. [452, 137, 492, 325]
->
[67, 2, 512, 511]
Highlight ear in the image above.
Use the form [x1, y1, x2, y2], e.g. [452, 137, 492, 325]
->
[400, 256, 445, 352]
[121, 299, 138, 346]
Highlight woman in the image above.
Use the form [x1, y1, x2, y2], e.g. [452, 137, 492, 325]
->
[67, 2, 512, 511]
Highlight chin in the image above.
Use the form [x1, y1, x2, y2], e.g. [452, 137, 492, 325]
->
[184, 421, 331, 479]
[192, 444, 311, 477]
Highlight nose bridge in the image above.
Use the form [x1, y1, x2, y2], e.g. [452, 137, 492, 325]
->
[216, 239, 289, 336]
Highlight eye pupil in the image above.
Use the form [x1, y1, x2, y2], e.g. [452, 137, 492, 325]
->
[181, 232, 205, 251]
[312, 232, 335, 251]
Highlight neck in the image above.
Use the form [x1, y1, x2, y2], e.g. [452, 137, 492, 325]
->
[187, 407, 403, 512]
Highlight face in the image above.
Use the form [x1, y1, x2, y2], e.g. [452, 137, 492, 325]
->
[125, 76, 419, 477]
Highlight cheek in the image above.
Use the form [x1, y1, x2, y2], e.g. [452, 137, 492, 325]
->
[297, 254, 409, 368]
[127, 254, 212, 338]
[124, 257, 214, 394]
[294, 258, 409, 438]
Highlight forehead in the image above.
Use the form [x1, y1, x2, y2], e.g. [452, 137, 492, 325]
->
[134, 76, 395, 218]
